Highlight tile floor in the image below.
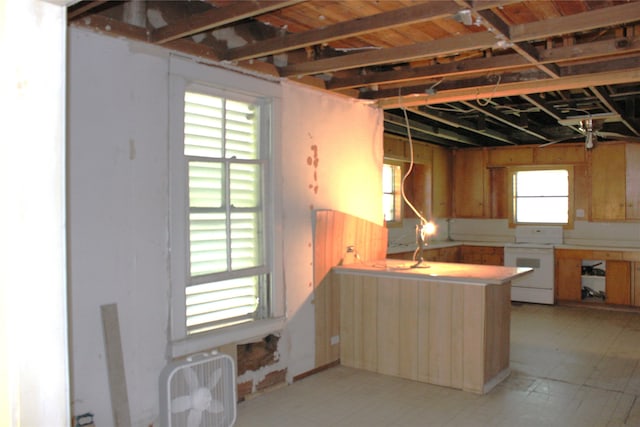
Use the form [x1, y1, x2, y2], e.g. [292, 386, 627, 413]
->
[235, 303, 640, 426]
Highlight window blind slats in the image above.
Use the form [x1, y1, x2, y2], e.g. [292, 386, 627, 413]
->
[185, 277, 259, 333]
[183, 90, 267, 334]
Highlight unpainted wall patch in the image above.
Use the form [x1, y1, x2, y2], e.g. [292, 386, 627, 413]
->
[237, 334, 279, 375]
[256, 369, 287, 392]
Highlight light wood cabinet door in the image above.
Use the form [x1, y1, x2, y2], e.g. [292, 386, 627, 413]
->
[606, 260, 631, 305]
[626, 144, 640, 219]
[591, 143, 626, 221]
[556, 257, 582, 301]
[633, 262, 640, 307]
[432, 147, 451, 218]
[452, 149, 486, 218]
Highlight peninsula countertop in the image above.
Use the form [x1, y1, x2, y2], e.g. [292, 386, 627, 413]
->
[333, 259, 532, 285]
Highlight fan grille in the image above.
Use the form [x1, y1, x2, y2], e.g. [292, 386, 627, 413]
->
[161, 353, 237, 427]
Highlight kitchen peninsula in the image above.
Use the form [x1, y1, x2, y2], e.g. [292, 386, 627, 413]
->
[334, 259, 532, 394]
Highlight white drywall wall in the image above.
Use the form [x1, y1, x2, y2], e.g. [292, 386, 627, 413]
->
[68, 28, 383, 426]
[0, 0, 70, 425]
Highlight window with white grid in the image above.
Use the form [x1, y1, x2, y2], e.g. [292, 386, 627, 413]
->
[182, 90, 270, 335]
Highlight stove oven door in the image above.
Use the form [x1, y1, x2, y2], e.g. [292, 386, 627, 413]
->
[504, 245, 555, 304]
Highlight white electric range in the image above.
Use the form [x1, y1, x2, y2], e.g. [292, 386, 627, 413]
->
[504, 226, 563, 305]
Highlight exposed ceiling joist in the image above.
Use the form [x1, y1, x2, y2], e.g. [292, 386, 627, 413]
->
[67, 0, 640, 149]
[151, 0, 304, 44]
[280, 31, 499, 77]
[508, 2, 640, 42]
[377, 60, 640, 109]
[383, 112, 481, 147]
[459, 100, 554, 142]
[224, 0, 462, 62]
[409, 107, 515, 145]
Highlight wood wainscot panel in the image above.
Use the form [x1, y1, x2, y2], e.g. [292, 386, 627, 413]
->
[339, 270, 511, 394]
[313, 210, 387, 368]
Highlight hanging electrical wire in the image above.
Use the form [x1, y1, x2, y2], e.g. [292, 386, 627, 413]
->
[400, 107, 428, 225]
[476, 74, 502, 107]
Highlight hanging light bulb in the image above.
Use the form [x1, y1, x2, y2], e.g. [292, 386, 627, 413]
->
[585, 131, 595, 150]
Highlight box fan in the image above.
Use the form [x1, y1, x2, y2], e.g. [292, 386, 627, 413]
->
[160, 351, 236, 427]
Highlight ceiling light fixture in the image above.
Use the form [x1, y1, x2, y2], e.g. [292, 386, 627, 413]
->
[453, 9, 473, 26]
[580, 118, 596, 149]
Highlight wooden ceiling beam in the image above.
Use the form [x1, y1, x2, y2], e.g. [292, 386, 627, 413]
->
[590, 86, 640, 136]
[327, 54, 530, 91]
[408, 107, 516, 144]
[69, 14, 223, 62]
[328, 35, 640, 91]
[459, 100, 554, 142]
[224, 1, 461, 61]
[476, 8, 560, 79]
[150, 0, 304, 44]
[377, 58, 640, 109]
[327, 36, 640, 93]
[383, 112, 481, 146]
[509, 2, 640, 42]
[280, 31, 499, 77]
[284, 2, 639, 80]
[67, 0, 109, 20]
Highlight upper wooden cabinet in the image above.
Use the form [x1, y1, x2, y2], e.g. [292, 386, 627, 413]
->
[590, 142, 639, 221]
[452, 149, 487, 218]
[626, 144, 640, 220]
[432, 147, 451, 218]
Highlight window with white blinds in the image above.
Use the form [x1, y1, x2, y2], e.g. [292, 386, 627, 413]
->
[183, 91, 269, 335]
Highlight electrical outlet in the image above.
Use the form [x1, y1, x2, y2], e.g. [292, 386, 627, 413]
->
[330, 335, 340, 345]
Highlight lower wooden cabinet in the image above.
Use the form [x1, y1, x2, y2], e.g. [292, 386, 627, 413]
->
[387, 245, 501, 265]
[606, 260, 631, 305]
[460, 245, 504, 266]
[555, 249, 634, 306]
[555, 256, 582, 301]
[634, 262, 640, 307]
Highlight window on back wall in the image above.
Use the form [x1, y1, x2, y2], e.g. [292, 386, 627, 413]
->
[382, 162, 403, 224]
[183, 91, 270, 335]
[509, 166, 573, 226]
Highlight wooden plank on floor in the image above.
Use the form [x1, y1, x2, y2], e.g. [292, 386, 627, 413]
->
[101, 303, 132, 427]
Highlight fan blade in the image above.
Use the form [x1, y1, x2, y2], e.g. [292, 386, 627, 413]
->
[183, 367, 200, 392]
[207, 399, 224, 414]
[596, 131, 640, 142]
[539, 139, 561, 148]
[187, 409, 203, 427]
[210, 367, 222, 388]
[171, 395, 192, 414]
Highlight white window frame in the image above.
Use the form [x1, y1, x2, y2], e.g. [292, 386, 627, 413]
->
[168, 57, 285, 358]
[382, 161, 403, 225]
[507, 165, 574, 228]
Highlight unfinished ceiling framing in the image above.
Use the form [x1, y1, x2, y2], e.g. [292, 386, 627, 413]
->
[69, 0, 640, 148]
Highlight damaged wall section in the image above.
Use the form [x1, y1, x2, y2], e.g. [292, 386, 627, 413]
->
[236, 334, 286, 401]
